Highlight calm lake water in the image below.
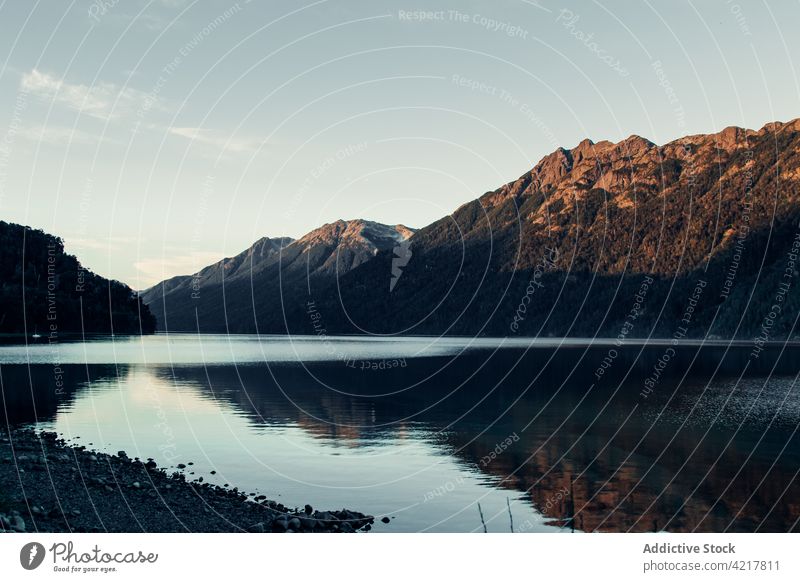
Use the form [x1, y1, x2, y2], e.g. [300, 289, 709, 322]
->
[2, 334, 799, 532]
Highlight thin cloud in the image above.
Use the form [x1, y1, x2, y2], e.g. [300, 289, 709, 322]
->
[17, 124, 113, 146]
[67, 236, 135, 253]
[168, 126, 266, 155]
[20, 69, 157, 121]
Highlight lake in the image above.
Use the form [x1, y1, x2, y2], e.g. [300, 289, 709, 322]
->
[1, 334, 799, 532]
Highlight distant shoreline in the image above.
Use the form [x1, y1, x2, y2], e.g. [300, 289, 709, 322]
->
[4, 330, 800, 343]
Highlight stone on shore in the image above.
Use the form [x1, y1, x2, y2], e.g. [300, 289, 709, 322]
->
[0, 428, 374, 534]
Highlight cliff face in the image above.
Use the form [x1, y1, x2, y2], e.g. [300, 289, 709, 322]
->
[438, 118, 800, 276]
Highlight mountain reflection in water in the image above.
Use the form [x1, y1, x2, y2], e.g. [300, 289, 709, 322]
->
[2, 335, 798, 532]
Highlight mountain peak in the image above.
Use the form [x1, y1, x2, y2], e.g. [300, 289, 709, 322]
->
[297, 219, 414, 248]
[617, 134, 655, 153]
[142, 218, 418, 330]
[484, 117, 800, 209]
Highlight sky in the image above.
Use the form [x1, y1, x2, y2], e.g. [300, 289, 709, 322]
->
[0, 0, 798, 289]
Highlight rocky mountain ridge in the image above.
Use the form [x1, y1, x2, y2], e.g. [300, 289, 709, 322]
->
[144, 118, 800, 338]
[142, 219, 414, 332]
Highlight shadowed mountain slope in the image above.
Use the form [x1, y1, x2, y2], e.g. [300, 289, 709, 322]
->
[142, 220, 414, 332]
[0, 221, 155, 335]
[145, 119, 800, 339]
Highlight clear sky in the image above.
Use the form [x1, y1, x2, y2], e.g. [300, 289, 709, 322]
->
[0, 0, 798, 289]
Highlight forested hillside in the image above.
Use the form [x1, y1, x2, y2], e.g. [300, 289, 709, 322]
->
[0, 221, 155, 335]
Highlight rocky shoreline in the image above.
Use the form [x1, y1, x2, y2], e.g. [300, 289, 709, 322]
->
[0, 428, 374, 533]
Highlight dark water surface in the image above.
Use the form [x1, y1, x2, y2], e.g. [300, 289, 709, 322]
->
[1, 334, 799, 532]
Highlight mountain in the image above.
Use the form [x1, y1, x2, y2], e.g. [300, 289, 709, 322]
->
[0, 221, 155, 335]
[142, 220, 414, 332]
[145, 118, 800, 340]
[141, 236, 293, 309]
